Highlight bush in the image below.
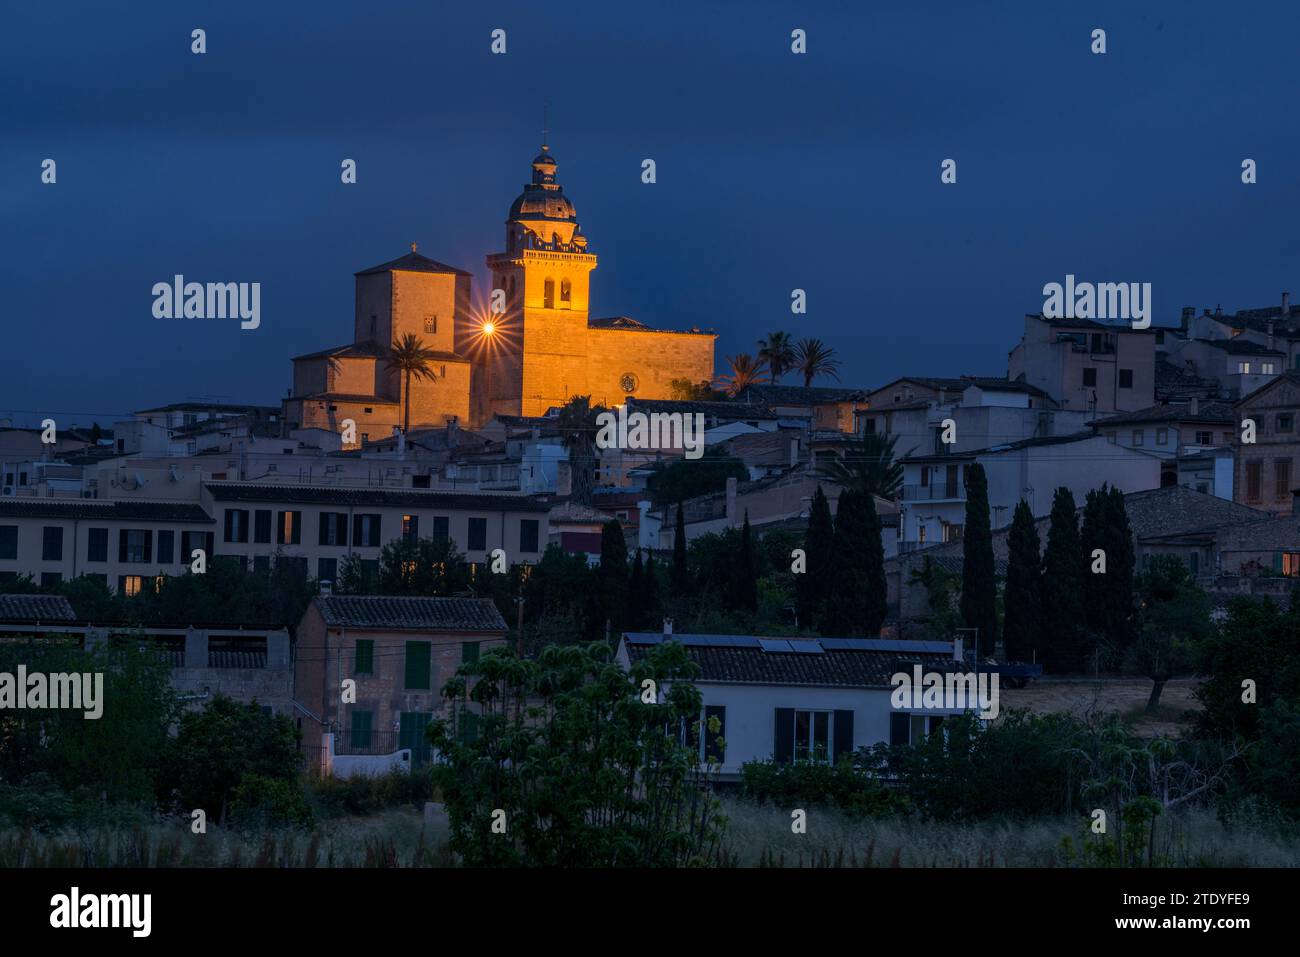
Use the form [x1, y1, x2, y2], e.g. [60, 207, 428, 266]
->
[740, 759, 902, 818]
[229, 775, 314, 829]
[306, 769, 431, 818]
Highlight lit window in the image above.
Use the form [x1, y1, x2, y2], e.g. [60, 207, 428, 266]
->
[792, 710, 831, 763]
[122, 575, 144, 597]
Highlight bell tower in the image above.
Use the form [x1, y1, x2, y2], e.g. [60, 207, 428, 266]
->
[482, 142, 598, 419]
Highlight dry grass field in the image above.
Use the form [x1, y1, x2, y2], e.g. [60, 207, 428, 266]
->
[998, 677, 1202, 737]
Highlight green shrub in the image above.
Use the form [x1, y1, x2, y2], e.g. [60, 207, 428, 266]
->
[740, 758, 901, 818]
[229, 774, 314, 829]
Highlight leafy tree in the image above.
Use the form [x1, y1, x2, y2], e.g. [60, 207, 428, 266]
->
[669, 379, 726, 401]
[1195, 596, 1300, 739]
[816, 432, 903, 498]
[821, 488, 887, 636]
[385, 332, 442, 434]
[796, 484, 835, 631]
[1002, 499, 1041, 662]
[1040, 487, 1086, 672]
[645, 447, 747, 506]
[1125, 556, 1210, 711]
[377, 535, 470, 596]
[793, 338, 841, 388]
[158, 695, 303, 824]
[907, 555, 963, 640]
[336, 553, 378, 595]
[597, 519, 629, 640]
[757, 331, 796, 383]
[429, 642, 728, 866]
[959, 463, 998, 655]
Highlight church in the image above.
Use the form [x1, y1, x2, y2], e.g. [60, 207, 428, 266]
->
[282, 144, 716, 439]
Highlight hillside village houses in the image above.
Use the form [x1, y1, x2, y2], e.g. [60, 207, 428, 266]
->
[11, 174, 1300, 772]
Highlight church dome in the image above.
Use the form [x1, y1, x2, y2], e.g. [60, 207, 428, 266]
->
[505, 144, 587, 249]
[508, 188, 577, 223]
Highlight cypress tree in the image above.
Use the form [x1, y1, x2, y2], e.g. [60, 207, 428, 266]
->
[959, 462, 998, 655]
[643, 552, 662, 628]
[627, 548, 646, 630]
[671, 503, 688, 592]
[822, 488, 887, 636]
[1040, 487, 1086, 672]
[1106, 485, 1136, 647]
[1080, 486, 1108, 638]
[797, 484, 834, 631]
[1002, 499, 1041, 663]
[730, 511, 759, 614]
[598, 519, 629, 641]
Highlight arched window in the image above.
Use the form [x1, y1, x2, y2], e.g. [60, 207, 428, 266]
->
[543, 278, 555, 309]
[560, 279, 572, 307]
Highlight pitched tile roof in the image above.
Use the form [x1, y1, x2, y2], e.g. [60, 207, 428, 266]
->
[204, 483, 550, 512]
[622, 633, 957, 688]
[1194, 337, 1285, 356]
[0, 595, 77, 622]
[355, 250, 471, 277]
[0, 500, 214, 523]
[626, 397, 779, 420]
[737, 385, 868, 405]
[314, 596, 507, 632]
[1089, 401, 1235, 427]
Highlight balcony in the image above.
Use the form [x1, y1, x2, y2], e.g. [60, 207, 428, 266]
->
[902, 483, 965, 502]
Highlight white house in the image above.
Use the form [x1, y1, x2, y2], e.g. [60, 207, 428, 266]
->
[615, 631, 967, 779]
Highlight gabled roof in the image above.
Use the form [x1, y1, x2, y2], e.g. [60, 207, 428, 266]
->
[1194, 337, 1285, 356]
[204, 483, 550, 512]
[736, 385, 868, 405]
[1235, 370, 1300, 407]
[0, 594, 77, 623]
[355, 250, 471, 277]
[314, 596, 507, 632]
[621, 633, 956, 688]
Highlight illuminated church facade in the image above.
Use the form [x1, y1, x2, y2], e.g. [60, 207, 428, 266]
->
[283, 145, 716, 439]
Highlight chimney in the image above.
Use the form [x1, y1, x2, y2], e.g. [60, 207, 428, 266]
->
[1284, 291, 1291, 318]
[1268, 319, 1275, 352]
[662, 617, 673, 639]
[1189, 397, 1199, 416]
[952, 636, 963, 662]
[1180, 306, 1194, 331]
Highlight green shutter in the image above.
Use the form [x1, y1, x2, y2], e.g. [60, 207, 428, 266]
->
[461, 641, 480, 665]
[354, 639, 374, 675]
[1274, 551, 1284, 574]
[350, 710, 372, 750]
[404, 641, 431, 689]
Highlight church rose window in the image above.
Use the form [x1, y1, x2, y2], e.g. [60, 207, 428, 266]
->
[620, 373, 638, 393]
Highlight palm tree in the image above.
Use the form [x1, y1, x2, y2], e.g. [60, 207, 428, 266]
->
[816, 432, 904, 499]
[558, 395, 603, 506]
[794, 338, 841, 388]
[385, 333, 442, 433]
[716, 354, 769, 397]
[757, 331, 796, 384]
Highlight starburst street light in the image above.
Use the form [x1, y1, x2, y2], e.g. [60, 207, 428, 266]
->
[482, 320, 496, 337]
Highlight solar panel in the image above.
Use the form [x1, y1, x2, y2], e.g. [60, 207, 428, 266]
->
[818, 638, 851, 650]
[758, 638, 794, 653]
[789, 641, 824, 654]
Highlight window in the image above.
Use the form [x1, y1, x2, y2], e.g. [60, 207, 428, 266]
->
[462, 641, 480, 665]
[1119, 369, 1133, 389]
[703, 705, 727, 764]
[42, 526, 63, 562]
[1083, 368, 1097, 388]
[0, 526, 16, 561]
[119, 575, 144, 597]
[1156, 428, 1168, 446]
[354, 639, 374, 675]
[404, 641, 431, 690]
[277, 511, 302, 545]
[350, 710, 373, 751]
[1246, 460, 1263, 502]
[318, 512, 348, 546]
[224, 508, 249, 543]
[1239, 361, 1252, 374]
[560, 279, 571, 307]
[1195, 430, 1213, 445]
[1132, 429, 1144, 446]
[40, 572, 62, 587]
[402, 514, 419, 542]
[423, 315, 437, 334]
[182, 530, 214, 562]
[432, 516, 449, 544]
[519, 519, 539, 553]
[318, 557, 337, 582]
[1283, 553, 1300, 577]
[942, 523, 963, 543]
[1262, 362, 1276, 375]
[353, 514, 381, 547]
[254, 509, 272, 543]
[117, 529, 152, 563]
[87, 527, 108, 563]
[157, 530, 175, 564]
[792, 710, 831, 763]
[543, 278, 555, 309]
[1278, 414, 1295, 433]
[468, 517, 487, 551]
[1276, 460, 1292, 501]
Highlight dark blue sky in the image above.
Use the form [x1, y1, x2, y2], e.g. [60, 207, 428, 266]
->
[3, 0, 1298, 429]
